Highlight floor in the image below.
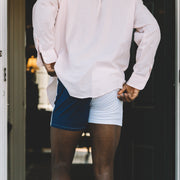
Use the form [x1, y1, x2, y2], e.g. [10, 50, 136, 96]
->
[26, 148, 93, 180]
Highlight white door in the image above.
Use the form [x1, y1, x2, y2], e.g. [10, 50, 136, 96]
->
[0, 0, 8, 179]
[175, 1, 180, 180]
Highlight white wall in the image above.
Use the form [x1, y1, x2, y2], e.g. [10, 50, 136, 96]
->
[0, 0, 8, 179]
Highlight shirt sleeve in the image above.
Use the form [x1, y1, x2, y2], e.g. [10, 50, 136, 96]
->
[32, 0, 59, 66]
[126, 0, 161, 90]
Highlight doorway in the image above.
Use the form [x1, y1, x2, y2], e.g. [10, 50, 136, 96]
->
[7, 0, 176, 180]
[25, 1, 93, 180]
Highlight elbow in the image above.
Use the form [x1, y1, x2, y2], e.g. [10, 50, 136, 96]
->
[150, 18, 161, 44]
[32, 0, 59, 8]
[144, 20, 161, 46]
[32, 2, 38, 28]
[154, 22, 161, 44]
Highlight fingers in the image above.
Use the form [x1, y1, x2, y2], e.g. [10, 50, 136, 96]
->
[117, 93, 125, 101]
[118, 84, 131, 102]
[128, 89, 139, 101]
[117, 84, 140, 103]
[118, 84, 126, 95]
[124, 93, 132, 102]
[44, 63, 57, 77]
[118, 84, 128, 102]
[40, 53, 57, 77]
[44, 65, 56, 77]
[118, 92, 133, 102]
[48, 71, 57, 77]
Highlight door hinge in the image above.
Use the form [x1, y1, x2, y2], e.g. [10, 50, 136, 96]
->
[4, 67, 6, 81]
[0, 50, 2, 57]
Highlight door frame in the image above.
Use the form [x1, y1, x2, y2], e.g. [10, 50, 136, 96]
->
[0, 0, 8, 179]
[8, 0, 26, 179]
[175, 0, 180, 180]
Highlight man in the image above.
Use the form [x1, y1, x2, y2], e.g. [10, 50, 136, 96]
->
[32, 0, 161, 179]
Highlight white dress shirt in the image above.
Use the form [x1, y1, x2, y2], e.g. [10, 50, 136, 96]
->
[32, 0, 161, 105]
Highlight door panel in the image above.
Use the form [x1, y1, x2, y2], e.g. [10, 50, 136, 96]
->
[114, 0, 175, 180]
[175, 0, 180, 179]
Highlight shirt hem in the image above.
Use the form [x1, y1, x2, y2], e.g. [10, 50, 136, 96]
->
[59, 78, 125, 99]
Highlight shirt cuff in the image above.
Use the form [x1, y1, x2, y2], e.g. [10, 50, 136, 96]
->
[36, 53, 44, 67]
[40, 48, 58, 64]
[126, 72, 150, 90]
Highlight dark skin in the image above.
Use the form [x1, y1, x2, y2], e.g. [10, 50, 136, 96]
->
[51, 125, 121, 180]
[117, 83, 140, 103]
[42, 59, 140, 180]
[40, 53, 57, 77]
[51, 128, 82, 180]
[90, 124, 121, 180]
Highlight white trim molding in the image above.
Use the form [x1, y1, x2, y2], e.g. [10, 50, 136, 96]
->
[0, 0, 8, 178]
[175, 0, 180, 180]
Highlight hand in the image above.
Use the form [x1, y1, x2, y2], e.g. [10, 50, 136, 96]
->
[117, 83, 140, 102]
[40, 53, 57, 77]
[43, 62, 57, 77]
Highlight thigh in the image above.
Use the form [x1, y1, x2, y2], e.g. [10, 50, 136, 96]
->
[90, 124, 121, 165]
[50, 127, 82, 165]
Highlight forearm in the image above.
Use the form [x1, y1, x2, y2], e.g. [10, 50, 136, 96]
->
[126, 0, 161, 90]
[32, 0, 59, 65]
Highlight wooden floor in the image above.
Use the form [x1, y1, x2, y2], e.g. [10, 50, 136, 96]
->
[26, 152, 93, 180]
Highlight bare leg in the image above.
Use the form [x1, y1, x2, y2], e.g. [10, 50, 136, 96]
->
[90, 124, 121, 180]
[50, 127, 82, 180]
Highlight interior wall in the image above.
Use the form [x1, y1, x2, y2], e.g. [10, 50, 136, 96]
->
[8, 0, 26, 179]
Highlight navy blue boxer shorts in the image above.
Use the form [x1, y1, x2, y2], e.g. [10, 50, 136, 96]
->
[50, 79, 92, 131]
